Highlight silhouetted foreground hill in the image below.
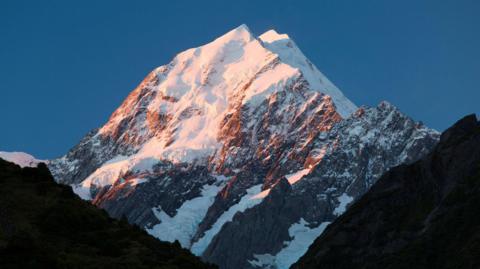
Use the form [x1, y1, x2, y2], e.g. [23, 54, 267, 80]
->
[294, 114, 480, 269]
[0, 159, 217, 269]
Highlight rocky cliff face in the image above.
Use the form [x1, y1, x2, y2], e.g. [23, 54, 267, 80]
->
[48, 25, 439, 269]
[201, 102, 438, 269]
[293, 114, 480, 269]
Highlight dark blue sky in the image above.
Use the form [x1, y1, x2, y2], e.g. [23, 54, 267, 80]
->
[1, 0, 479, 159]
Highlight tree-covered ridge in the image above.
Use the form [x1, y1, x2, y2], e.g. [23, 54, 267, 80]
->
[0, 158, 216, 269]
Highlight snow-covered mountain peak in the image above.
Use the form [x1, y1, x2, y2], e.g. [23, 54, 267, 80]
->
[259, 29, 290, 43]
[48, 25, 440, 269]
[259, 28, 356, 117]
[90, 25, 358, 166]
[0, 151, 44, 168]
[377, 100, 395, 110]
[52, 25, 361, 196]
[215, 24, 255, 44]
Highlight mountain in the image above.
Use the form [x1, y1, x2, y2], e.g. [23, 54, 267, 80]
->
[47, 25, 439, 269]
[0, 158, 216, 269]
[201, 102, 438, 269]
[0, 151, 43, 168]
[293, 114, 480, 269]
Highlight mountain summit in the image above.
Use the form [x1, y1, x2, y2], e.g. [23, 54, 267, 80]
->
[49, 25, 439, 269]
[64, 24, 355, 171]
[50, 24, 357, 197]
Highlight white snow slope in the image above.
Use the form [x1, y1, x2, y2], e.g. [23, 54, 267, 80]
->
[191, 184, 265, 255]
[146, 183, 225, 248]
[78, 24, 356, 192]
[0, 151, 44, 168]
[248, 219, 331, 269]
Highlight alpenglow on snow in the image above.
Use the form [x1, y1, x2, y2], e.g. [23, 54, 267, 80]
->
[48, 25, 439, 269]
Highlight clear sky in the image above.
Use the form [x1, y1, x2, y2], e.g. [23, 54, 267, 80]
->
[1, 0, 479, 159]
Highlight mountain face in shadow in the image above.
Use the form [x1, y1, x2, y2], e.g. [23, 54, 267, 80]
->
[293, 114, 480, 269]
[0, 159, 217, 269]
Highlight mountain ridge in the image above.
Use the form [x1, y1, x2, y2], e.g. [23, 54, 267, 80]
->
[293, 114, 480, 269]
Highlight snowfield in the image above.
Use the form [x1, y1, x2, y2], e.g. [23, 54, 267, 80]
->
[0, 151, 44, 168]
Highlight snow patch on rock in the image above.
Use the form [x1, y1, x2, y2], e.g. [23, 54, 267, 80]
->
[248, 218, 331, 269]
[128, 177, 148, 186]
[71, 184, 92, 200]
[191, 184, 264, 255]
[333, 193, 354, 216]
[146, 183, 224, 248]
[285, 168, 311, 185]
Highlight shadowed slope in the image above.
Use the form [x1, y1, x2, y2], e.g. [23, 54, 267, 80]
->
[293, 114, 480, 269]
[0, 159, 216, 269]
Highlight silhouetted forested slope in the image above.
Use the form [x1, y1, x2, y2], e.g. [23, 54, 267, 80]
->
[0, 159, 217, 269]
